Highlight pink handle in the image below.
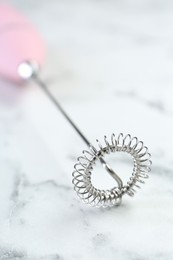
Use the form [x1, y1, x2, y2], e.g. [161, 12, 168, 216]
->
[0, 4, 45, 83]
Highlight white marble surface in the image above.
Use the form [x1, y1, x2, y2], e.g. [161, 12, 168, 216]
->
[0, 0, 173, 259]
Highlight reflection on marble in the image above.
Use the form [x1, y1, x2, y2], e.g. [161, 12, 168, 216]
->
[0, 0, 173, 259]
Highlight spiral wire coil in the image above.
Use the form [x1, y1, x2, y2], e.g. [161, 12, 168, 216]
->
[72, 133, 152, 208]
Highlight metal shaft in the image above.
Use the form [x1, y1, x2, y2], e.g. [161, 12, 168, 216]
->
[33, 75, 123, 189]
[33, 75, 91, 147]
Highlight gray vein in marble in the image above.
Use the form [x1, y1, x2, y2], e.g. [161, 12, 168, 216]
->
[115, 90, 167, 114]
[0, 247, 25, 260]
[152, 164, 173, 179]
[0, 247, 63, 260]
[9, 174, 72, 223]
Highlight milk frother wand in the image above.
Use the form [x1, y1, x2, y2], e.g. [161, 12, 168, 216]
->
[0, 4, 152, 208]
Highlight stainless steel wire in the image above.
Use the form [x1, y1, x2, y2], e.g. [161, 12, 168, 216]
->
[72, 133, 151, 207]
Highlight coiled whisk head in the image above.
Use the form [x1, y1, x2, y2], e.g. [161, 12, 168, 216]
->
[72, 133, 152, 208]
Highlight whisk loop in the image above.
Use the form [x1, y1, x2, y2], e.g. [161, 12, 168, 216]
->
[72, 133, 151, 207]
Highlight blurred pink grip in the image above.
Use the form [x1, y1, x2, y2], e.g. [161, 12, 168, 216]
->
[0, 4, 45, 82]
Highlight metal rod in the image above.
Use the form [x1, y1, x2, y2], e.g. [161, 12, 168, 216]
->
[32, 74, 123, 188]
[33, 75, 91, 147]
